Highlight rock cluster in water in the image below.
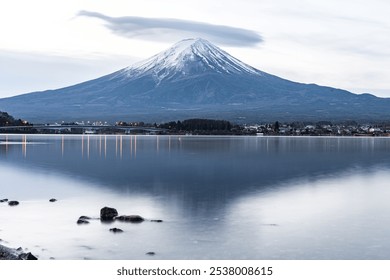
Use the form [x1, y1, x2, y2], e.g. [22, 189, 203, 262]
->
[77, 207, 163, 256]
[97, 207, 163, 224]
[2, 199, 164, 259]
[0, 197, 62, 259]
[77, 207, 163, 227]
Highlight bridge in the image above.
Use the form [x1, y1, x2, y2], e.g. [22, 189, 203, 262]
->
[0, 124, 165, 134]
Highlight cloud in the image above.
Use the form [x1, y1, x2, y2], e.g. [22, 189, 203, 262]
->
[78, 10, 263, 47]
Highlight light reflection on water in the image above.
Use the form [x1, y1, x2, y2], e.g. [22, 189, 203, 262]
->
[1, 135, 390, 259]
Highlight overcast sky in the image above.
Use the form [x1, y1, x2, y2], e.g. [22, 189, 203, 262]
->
[1, 0, 389, 98]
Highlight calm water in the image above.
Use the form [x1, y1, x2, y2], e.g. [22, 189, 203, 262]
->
[1, 134, 390, 260]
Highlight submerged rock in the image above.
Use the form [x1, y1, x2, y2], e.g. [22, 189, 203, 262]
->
[116, 215, 145, 223]
[49, 198, 57, 202]
[109, 228, 123, 233]
[146, 252, 155, 256]
[8, 201, 19, 206]
[0, 199, 8, 203]
[77, 218, 90, 225]
[151, 219, 163, 223]
[79, 216, 91, 220]
[100, 207, 118, 221]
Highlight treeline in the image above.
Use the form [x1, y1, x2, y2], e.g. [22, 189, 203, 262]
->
[159, 119, 232, 131]
[155, 118, 254, 135]
[0, 111, 28, 126]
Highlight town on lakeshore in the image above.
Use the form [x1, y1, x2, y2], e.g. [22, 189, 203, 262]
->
[1, 111, 390, 136]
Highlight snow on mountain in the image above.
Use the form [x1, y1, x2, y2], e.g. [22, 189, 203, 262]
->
[117, 38, 261, 82]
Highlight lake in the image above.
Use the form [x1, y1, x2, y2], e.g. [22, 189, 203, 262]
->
[1, 134, 390, 260]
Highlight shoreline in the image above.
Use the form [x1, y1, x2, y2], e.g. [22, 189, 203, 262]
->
[0, 241, 37, 260]
[1, 133, 389, 138]
[0, 243, 19, 260]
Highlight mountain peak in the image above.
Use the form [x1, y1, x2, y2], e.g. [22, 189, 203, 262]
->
[121, 38, 261, 81]
[175, 37, 209, 45]
[175, 37, 216, 49]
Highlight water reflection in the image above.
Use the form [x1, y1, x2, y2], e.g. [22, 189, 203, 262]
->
[1, 136, 390, 200]
[1, 136, 390, 217]
[1, 161, 390, 259]
[1, 135, 390, 259]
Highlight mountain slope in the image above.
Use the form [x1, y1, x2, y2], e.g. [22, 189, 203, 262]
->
[0, 38, 389, 123]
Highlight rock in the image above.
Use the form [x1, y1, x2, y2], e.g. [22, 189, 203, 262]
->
[49, 198, 57, 202]
[77, 219, 90, 225]
[100, 207, 118, 221]
[109, 228, 123, 233]
[8, 201, 19, 206]
[0, 199, 8, 203]
[26, 252, 38, 260]
[79, 216, 91, 220]
[146, 252, 155, 256]
[19, 252, 38, 260]
[77, 218, 90, 224]
[151, 219, 163, 223]
[116, 215, 145, 223]
[0, 244, 19, 260]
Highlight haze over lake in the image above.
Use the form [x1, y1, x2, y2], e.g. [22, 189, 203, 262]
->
[1, 135, 390, 259]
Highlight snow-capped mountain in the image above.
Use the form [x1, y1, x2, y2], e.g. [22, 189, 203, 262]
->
[0, 38, 389, 123]
[123, 38, 261, 79]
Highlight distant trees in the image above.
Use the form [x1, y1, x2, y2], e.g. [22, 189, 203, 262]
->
[0, 111, 31, 133]
[274, 121, 280, 133]
[0, 111, 29, 126]
[0, 111, 13, 126]
[159, 118, 233, 134]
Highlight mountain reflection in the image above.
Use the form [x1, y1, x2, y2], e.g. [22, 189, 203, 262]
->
[1, 135, 390, 212]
